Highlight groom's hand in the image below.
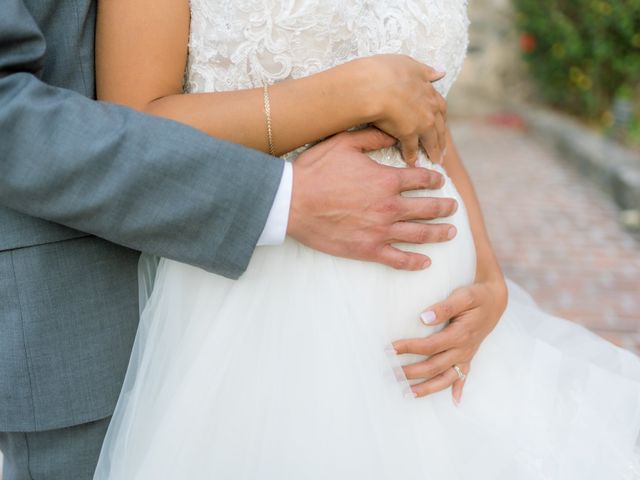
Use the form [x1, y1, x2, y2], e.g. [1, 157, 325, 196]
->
[287, 128, 458, 271]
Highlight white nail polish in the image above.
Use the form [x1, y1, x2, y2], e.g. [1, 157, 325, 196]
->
[420, 310, 436, 325]
[433, 64, 447, 76]
[384, 345, 398, 356]
[404, 390, 417, 399]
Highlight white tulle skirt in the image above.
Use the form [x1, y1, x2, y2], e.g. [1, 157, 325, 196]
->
[94, 158, 640, 479]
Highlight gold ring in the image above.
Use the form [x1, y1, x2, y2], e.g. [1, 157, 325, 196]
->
[453, 365, 467, 381]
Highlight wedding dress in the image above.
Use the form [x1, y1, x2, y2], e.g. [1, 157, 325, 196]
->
[94, 1, 640, 478]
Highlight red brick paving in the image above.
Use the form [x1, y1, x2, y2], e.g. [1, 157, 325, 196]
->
[452, 118, 640, 354]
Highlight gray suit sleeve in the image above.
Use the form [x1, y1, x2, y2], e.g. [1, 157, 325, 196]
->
[0, 0, 284, 279]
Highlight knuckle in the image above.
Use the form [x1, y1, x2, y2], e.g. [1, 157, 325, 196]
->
[391, 255, 409, 270]
[462, 290, 475, 308]
[362, 242, 381, 260]
[424, 227, 437, 244]
[424, 362, 441, 379]
[405, 340, 420, 354]
[416, 226, 432, 243]
[423, 338, 439, 354]
[441, 303, 454, 319]
[411, 340, 426, 355]
[378, 198, 399, 217]
[422, 111, 435, 125]
[376, 224, 392, 240]
[421, 198, 438, 217]
[380, 171, 402, 192]
[398, 128, 411, 140]
[398, 123, 416, 138]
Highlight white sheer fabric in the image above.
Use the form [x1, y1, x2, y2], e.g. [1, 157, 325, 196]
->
[94, 1, 640, 478]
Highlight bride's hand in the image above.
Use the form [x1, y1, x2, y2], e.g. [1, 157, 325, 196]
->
[392, 277, 508, 404]
[351, 54, 448, 166]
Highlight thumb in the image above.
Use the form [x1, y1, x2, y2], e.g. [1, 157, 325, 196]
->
[345, 127, 397, 153]
[419, 287, 474, 327]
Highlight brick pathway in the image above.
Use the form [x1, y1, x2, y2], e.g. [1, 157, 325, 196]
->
[452, 118, 640, 353]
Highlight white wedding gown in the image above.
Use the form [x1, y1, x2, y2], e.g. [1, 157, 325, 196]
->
[94, 1, 640, 478]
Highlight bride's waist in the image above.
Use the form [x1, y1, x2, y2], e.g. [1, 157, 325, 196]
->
[284, 143, 444, 174]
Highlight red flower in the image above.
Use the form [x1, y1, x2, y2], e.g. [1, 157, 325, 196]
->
[520, 33, 537, 53]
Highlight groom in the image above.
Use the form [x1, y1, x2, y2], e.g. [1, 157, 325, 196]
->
[0, 1, 458, 479]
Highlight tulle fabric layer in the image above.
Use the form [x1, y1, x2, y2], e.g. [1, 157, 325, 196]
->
[94, 164, 640, 479]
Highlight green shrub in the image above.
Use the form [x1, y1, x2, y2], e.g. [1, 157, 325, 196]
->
[513, 0, 640, 143]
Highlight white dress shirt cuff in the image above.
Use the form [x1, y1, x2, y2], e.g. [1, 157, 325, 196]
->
[256, 161, 292, 246]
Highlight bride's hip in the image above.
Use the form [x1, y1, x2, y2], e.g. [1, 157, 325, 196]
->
[143, 211, 473, 348]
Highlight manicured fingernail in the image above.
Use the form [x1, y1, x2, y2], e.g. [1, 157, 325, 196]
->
[405, 390, 418, 399]
[420, 310, 437, 325]
[384, 345, 398, 355]
[453, 396, 461, 407]
[447, 226, 457, 240]
[422, 258, 431, 269]
[433, 64, 447, 76]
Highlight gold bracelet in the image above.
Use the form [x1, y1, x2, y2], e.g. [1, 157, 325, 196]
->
[263, 84, 275, 156]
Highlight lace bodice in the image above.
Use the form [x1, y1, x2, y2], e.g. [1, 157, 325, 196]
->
[186, 0, 469, 98]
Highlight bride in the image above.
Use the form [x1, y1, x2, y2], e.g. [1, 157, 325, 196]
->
[93, 0, 640, 478]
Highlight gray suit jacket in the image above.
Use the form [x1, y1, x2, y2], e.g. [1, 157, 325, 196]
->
[0, 0, 284, 432]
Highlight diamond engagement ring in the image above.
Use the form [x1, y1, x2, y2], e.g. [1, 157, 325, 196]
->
[453, 365, 467, 381]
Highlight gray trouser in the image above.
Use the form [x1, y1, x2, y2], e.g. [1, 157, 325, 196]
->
[0, 416, 110, 480]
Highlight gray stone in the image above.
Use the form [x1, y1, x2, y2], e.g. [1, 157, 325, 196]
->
[516, 106, 640, 222]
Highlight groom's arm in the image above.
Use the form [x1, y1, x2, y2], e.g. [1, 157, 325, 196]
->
[0, 0, 284, 278]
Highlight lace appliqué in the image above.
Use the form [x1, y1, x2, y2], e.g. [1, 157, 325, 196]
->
[186, 0, 469, 99]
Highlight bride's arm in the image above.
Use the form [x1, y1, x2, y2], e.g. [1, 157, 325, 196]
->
[96, 0, 447, 163]
[443, 129, 506, 288]
[394, 128, 508, 403]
